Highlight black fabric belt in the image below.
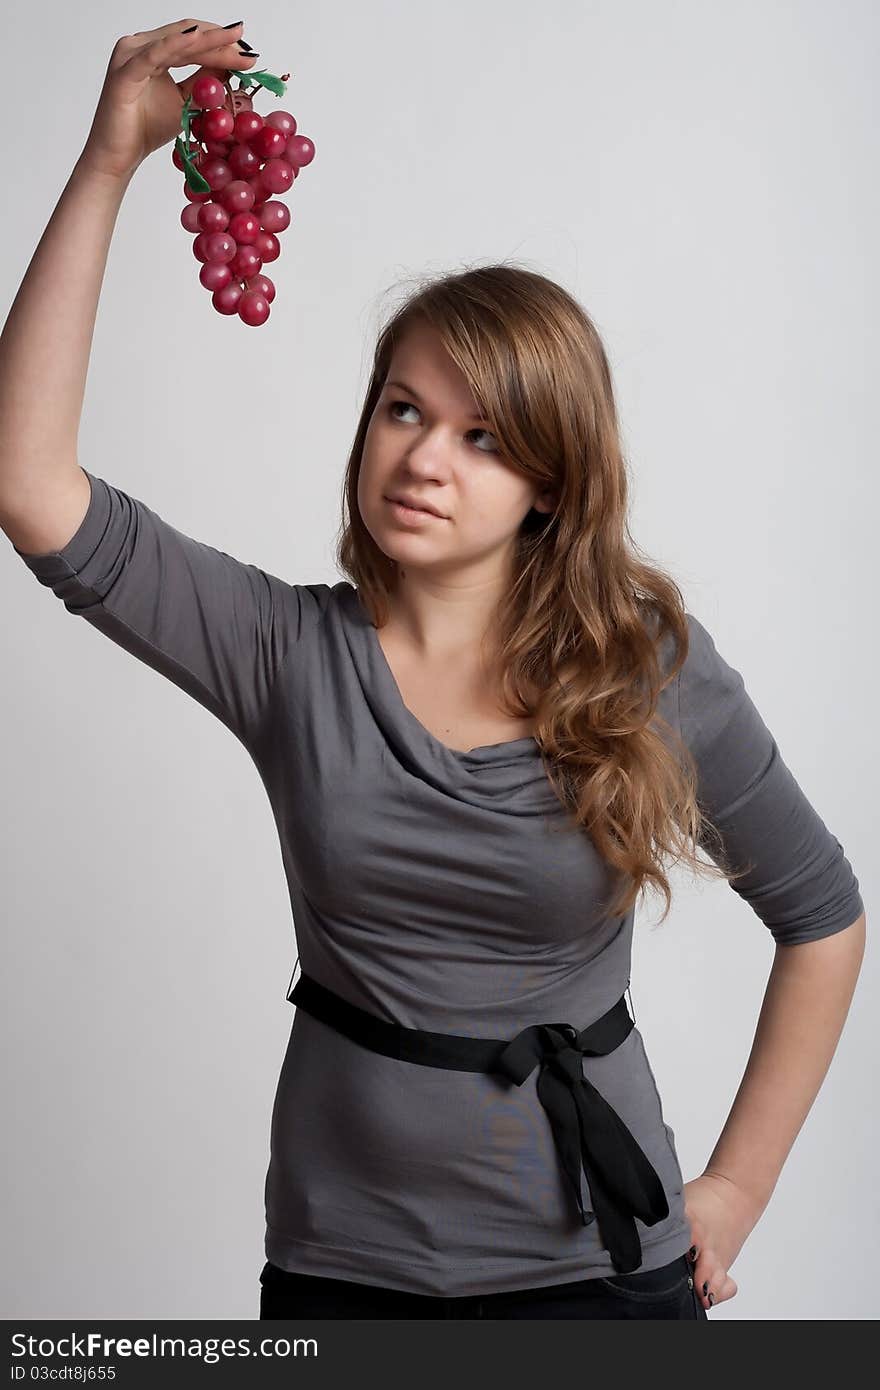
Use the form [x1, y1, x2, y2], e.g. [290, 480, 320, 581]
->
[286, 968, 670, 1274]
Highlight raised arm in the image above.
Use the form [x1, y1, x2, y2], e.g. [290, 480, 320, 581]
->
[0, 19, 253, 549]
[0, 156, 129, 550]
[2, 23, 327, 751]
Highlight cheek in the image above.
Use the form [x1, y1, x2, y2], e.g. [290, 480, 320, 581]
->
[464, 472, 532, 529]
[355, 470, 368, 517]
[357, 450, 383, 512]
[357, 461, 398, 549]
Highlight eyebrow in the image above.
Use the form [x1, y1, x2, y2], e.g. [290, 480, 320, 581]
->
[384, 379, 488, 422]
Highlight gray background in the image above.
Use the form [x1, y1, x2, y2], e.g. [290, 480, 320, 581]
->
[2, 0, 876, 1320]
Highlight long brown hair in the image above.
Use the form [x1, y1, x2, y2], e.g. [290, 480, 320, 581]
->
[336, 261, 740, 923]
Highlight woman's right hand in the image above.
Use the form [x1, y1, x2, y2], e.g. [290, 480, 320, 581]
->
[77, 18, 259, 182]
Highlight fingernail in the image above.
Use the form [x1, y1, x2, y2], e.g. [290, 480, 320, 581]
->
[687, 1246, 697, 1262]
[702, 1280, 709, 1295]
[223, 20, 244, 27]
[236, 39, 257, 52]
[181, 24, 199, 33]
[708, 1292, 715, 1306]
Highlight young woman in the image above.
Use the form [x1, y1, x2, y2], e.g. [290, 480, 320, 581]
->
[1, 19, 865, 1322]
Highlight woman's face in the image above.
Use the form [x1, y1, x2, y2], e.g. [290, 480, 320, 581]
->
[358, 320, 555, 580]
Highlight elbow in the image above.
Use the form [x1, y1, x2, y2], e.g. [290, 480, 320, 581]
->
[774, 910, 866, 967]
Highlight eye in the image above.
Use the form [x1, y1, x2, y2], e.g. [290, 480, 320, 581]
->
[387, 400, 499, 453]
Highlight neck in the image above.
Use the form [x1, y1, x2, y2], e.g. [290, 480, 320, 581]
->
[383, 572, 509, 667]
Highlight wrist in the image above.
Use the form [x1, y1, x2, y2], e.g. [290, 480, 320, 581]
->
[72, 151, 138, 190]
[702, 1166, 771, 1225]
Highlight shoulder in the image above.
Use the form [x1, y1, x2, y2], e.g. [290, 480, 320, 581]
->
[648, 606, 725, 689]
[672, 610, 771, 767]
[648, 605, 753, 742]
[677, 610, 744, 705]
[270, 578, 341, 643]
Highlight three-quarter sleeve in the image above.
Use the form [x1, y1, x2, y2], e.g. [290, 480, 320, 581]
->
[676, 611, 864, 945]
[12, 469, 327, 749]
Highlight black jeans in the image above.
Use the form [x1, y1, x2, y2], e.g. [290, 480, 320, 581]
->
[259, 1252, 708, 1320]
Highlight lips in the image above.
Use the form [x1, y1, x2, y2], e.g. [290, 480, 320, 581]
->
[385, 495, 447, 519]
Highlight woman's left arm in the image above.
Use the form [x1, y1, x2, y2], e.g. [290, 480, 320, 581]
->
[684, 911, 867, 1309]
[675, 613, 867, 1308]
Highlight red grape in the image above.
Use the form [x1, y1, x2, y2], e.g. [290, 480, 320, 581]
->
[192, 232, 212, 263]
[228, 210, 260, 244]
[199, 156, 233, 191]
[203, 231, 237, 264]
[228, 141, 261, 179]
[197, 201, 230, 233]
[258, 201, 291, 233]
[285, 134, 315, 167]
[230, 244, 263, 279]
[200, 261, 233, 291]
[192, 74, 227, 109]
[233, 110, 264, 143]
[249, 126, 288, 160]
[248, 173, 268, 207]
[238, 289, 271, 326]
[203, 108, 235, 141]
[261, 158, 295, 194]
[246, 273, 276, 303]
[219, 179, 256, 213]
[213, 282, 244, 315]
[180, 203, 203, 232]
[266, 110, 297, 139]
[254, 231, 280, 263]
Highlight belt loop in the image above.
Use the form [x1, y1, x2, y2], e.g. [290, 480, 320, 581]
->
[285, 952, 301, 1001]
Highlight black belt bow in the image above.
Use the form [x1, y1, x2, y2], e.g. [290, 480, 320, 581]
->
[287, 969, 670, 1273]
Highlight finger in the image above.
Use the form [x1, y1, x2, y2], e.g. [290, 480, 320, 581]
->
[119, 22, 249, 86]
[112, 18, 243, 64]
[685, 1228, 704, 1265]
[697, 1261, 729, 1309]
[717, 1272, 738, 1300]
[134, 17, 246, 47]
[690, 1247, 712, 1304]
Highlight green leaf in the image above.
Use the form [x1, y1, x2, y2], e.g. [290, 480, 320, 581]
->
[182, 148, 210, 194]
[229, 68, 288, 97]
[176, 96, 208, 190]
[180, 94, 194, 142]
[184, 166, 211, 194]
[175, 134, 206, 189]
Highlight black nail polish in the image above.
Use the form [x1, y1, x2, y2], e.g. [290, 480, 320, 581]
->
[687, 1246, 697, 1261]
[181, 24, 198, 33]
[702, 1280, 709, 1295]
[708, 1292, 715, 1306]
[236, 38, 256, 51]
[223, 20, 244, 27]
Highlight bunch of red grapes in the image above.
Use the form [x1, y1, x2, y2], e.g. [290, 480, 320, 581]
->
[175, 71, 315, 326]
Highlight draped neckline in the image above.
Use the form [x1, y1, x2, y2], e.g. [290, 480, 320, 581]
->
[343, 584, 542, 766]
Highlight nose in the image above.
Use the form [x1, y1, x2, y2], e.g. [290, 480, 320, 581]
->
[399, 424, 457, 476]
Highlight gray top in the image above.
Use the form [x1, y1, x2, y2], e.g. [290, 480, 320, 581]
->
[13, 470, 864, 1297]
